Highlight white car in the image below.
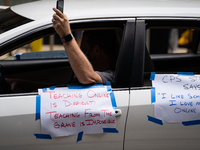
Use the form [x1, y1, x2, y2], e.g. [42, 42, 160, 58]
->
[0, 6, 8, 10]
[0, 0, 200, 149]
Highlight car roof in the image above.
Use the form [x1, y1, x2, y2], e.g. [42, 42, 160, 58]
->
[1, 0, 200, 46]
[11, 0, 200, 21]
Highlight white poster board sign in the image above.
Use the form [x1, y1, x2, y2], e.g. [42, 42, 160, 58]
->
[152, 73, 200, 123]
[39, 85, 117, 137]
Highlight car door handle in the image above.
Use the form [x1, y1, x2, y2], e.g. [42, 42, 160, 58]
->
[115, 109, 122, 117]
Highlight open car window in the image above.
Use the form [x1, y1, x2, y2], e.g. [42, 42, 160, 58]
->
[0, 32, 82, 60]
[0, 20, 124, 94]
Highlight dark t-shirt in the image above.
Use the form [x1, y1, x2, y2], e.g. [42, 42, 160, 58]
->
[96, 70, 115, 84]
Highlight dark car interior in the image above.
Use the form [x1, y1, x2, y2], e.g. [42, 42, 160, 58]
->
[0, 21, 125, 94]
[147, 20, 200, 73]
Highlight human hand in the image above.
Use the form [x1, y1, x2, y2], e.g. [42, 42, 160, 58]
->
[52, 8, 71, 38]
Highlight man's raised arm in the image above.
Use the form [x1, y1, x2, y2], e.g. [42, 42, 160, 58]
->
[52, 8, 102, 84]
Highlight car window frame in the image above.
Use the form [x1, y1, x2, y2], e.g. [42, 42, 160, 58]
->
[135, 18, 200, 88]
[0, 18, 135, 89]
[115, 19, 136, 88]
[130, 20, 146, 88]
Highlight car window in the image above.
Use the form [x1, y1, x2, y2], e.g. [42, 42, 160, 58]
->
[143, 20, 200, 86]
[0, 25, 123, 94]
[0, 26, 122, 61]
[146, 28, 200, 54]
[0, 31, 82, 60]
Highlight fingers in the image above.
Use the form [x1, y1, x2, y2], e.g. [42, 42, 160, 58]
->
[52, 14, 61, 22]
[52, 19, 56, 24]
[52, 8, 64, 23]
[53, 7, 63, 18]
[52, 7, 71, 37]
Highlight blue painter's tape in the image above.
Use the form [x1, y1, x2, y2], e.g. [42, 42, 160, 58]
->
[182, 120, 200, 126]
[106, 82, 112, 92]
[150, 72, 156, 81]
[110, 92, 117, 109]
[147, 115, 163, 125]
[77, 131, 83, 142]
[35, 95, 41, 121]
[177, 72, 194, 76]
[49, 86, 56, 90]
[106, 82, 117, 109]
[34, 134, 52, 139]
[103, 128, 119, 133]
[151, 87, 156, 103]
[42, 88, 47, 92]
[67, 84, 104, 89]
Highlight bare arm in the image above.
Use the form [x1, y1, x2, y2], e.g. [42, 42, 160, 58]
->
[52, 8, 102, 84]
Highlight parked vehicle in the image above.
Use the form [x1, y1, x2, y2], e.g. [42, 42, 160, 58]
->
[0, 0, 200, 149]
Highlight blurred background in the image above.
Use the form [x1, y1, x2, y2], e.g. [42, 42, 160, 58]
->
[0, 0, 39, 6]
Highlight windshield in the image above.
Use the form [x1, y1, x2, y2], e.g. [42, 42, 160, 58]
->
[0, 8, 33, 34]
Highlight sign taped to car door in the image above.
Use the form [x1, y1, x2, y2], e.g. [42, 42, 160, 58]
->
[151, 73, 200, 123]
[38, 84, 118, 137]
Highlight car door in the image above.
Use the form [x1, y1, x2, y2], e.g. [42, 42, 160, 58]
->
[0, 19, 132, 150]
[124, 19, 200, 149]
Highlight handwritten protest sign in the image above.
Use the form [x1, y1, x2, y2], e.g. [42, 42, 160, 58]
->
[38, 85, 117, 137]
[151, 73, 200, 123]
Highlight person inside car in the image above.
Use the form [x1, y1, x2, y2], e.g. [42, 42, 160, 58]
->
[5, 8, 121, 93]
[52, 7, 120, 85]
